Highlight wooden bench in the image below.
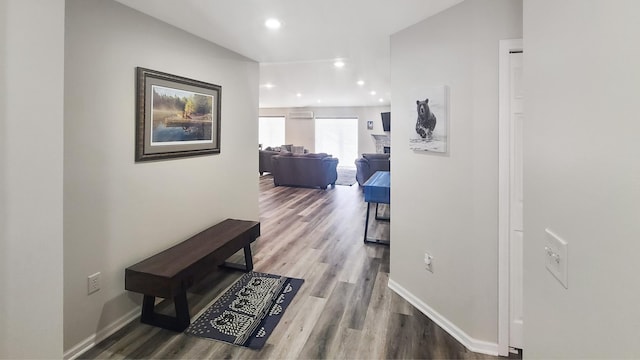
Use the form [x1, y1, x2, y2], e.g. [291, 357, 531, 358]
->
[125, 218, 260, 332]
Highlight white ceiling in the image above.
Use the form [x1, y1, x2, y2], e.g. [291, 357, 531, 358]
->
[115, 0, 463, 108]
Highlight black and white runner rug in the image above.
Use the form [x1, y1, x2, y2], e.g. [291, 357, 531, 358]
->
[185, 271, 303, 349]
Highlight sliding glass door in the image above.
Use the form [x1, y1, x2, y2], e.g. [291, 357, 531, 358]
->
[315, 117, 358, 169]
[258, 116, 285, 149]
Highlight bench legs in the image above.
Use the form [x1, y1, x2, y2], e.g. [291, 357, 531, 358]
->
[141, 292, 190, 332]
[138, 244, 255, 332]
[375, 203, 390, 221]
[222, 244, 254, 272]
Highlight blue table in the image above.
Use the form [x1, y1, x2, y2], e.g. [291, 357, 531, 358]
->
[363, 171, 390, 245]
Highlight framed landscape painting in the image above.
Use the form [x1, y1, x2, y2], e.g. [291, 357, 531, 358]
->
[135, 67, 221, 161]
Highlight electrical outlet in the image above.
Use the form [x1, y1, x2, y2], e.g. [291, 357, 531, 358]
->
[545, 229, 568, 288]
[424, 252, 434, 273]
[88, 272, 101, 294]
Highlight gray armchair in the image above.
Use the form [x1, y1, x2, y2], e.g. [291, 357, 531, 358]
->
[355, 153, 390, 186]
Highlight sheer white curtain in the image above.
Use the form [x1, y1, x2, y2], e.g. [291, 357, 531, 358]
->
[258, 116, 285, 148]
[314, 117, 358, 169]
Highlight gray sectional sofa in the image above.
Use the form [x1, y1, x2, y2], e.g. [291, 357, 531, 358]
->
[259, 150, 280, 175]
[271, 153, 339, 189]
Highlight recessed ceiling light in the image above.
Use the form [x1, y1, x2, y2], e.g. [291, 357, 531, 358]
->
[317, 99, 322, 103]
[296, 93, 302, 98]
[265, 18, 281, 29]
[370, 91, 376, 95]
[357, 80, 365, 86]
[334, 60, 345, 68]
[379, 98, 384, 103]
[264, 83, 274, 89]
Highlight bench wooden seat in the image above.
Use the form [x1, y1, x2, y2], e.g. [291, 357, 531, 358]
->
[125, 218, 260, 331]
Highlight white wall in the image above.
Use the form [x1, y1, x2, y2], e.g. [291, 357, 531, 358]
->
[64, 0, 259, 352]
[0, 0, 65, 358]
[523, 1, 640, 357]
[260, 106, 390, 157]
[389, 0, 522, 347]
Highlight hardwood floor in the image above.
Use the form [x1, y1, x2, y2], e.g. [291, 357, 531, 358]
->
[82, 175, 519, 359]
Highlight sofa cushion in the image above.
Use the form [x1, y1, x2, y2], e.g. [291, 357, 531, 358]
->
[304, 153, 329, 159]
[362, 153, 390, 160]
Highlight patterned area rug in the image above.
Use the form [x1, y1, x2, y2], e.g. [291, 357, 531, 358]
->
[185, 272, 303, 349]
[335, 167, 357, 186]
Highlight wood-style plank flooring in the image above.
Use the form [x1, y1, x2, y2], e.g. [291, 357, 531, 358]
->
[82, 175, 520, 359]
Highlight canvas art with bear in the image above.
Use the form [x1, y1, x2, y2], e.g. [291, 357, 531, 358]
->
[415, 98, 437, 139]
[409, 85, 448, 152]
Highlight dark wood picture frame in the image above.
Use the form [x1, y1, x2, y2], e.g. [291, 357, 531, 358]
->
[135, 67, 221, 162]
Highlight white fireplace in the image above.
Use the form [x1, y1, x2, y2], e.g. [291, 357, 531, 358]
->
[371, 134, 390, 154]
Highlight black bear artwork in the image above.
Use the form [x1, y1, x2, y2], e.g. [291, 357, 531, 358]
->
[415, 98, 437, 139]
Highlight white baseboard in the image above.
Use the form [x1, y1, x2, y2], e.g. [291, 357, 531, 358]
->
[63, 307, 141, 360]
[387, 279, 499, 356]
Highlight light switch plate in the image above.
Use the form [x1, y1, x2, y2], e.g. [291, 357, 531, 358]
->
[545, 228, 568, 288]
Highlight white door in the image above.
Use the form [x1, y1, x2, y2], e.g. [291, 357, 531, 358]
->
[508, 51, 524, 349]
